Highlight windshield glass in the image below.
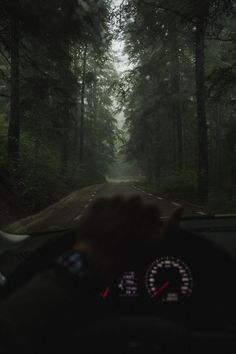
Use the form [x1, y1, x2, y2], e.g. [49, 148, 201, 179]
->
[1, 0, 236, 233]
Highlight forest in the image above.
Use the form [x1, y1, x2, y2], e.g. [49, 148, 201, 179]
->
[0, 0, 236, 224]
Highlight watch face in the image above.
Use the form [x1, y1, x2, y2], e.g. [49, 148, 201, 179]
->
[57, 250, 85, 277]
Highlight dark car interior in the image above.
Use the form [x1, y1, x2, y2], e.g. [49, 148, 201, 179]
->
[0, 215, 235, 353]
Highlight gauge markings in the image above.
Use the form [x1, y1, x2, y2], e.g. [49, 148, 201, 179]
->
[145, 257, 193, 301]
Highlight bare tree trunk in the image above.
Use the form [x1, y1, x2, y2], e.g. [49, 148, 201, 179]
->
[71, 48, 81, 170]
[174, 46, 183, 170]
[195, 17, 209, 202]
[171, 114, 177, 167]
[8, 16, 20, 166]
[172, 33, 183, 171]
[60, 96, 71, 174]
[79, 44, 87, 164]
[59, 44, 72, 174]
[72, 111, 80, 171]
[61, 125, 69, 174]
[215, 101, 220, 185]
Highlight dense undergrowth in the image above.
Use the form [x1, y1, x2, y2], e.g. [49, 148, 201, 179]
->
[0, 113, 105, 226]
[139, 170, 236, 214]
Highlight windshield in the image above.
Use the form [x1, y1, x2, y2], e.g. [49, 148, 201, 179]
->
[1, 0, 236, 233]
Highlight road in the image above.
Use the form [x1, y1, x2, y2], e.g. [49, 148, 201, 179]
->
[7, 182, 206, 234]
[75, 182, 206, 221]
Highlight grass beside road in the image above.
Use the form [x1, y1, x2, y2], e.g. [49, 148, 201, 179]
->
[134, 182, 205, 212]
[135, 181, 236, 215]
[5, 184, 102, 234]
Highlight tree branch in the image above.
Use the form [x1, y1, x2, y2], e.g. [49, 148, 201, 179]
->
[0, 48, 10, 66]
[205, 36, 236, 42]
[140, 0, 195, 22]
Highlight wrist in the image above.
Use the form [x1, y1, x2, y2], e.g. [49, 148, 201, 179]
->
[54, 249, 100, 291]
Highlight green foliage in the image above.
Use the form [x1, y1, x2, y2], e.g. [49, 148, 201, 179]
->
[0, 0, 118, 221]
[120, 0, 236, 208]
[1, 0, 236, 220]
[207, 190, 236, 214]
[157, 170, 198, 201]
[18, 134, 66, 210]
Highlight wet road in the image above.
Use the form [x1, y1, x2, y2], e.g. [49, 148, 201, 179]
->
[79, 182, 205, 219]
[8, 182, 206, 233]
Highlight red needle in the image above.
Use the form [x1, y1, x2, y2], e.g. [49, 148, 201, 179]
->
[100, 286, 110, 299]
[154, 281, 170, 297]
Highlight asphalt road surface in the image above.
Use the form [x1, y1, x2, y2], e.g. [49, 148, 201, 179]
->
[76, 182, 206, 221]
[7, 182, 206, 234]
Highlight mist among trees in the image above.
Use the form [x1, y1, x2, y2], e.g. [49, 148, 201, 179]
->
[0, 0, 236, 223]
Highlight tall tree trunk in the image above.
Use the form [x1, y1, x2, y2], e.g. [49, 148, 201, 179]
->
[172, 32, 183, 171]
[93, 73, 98, 127]
[60, 44, 72, 174]
[171, 114, 177, 167]
[72, 110, 80, 171]
[8, 16, 20, 166]
[79, 44, 87, 164]
[71, 48, 81, 170]
[195, 17, 209, 202]
[61, 124, 69, 174]
[34, 121, 41, 163]
[215, 100, 221, 188]
[60, 94, 71, 174]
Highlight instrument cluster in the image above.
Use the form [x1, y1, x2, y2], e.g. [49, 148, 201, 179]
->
[101, 256, 194, 302]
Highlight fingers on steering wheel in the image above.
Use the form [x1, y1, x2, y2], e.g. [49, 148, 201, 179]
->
[90, 198, 110, 214]
[91, 196, 125, 213]
[160, 207, 183, 239]
[142, 204, 161, 222]
[123, 195, 143, 217]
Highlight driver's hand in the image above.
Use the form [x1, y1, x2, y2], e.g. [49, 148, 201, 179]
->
[74, 195, 182, 280]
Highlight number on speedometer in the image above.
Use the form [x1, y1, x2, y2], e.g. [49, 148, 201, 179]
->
[145, 257, 193, 302]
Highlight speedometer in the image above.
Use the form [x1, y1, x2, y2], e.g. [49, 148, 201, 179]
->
[145, 257, 193, 302]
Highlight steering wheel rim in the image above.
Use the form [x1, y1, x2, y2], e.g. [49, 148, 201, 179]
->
[77, 315, 190, 353]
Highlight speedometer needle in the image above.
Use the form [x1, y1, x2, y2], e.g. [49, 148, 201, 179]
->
[154, 281, 170, 297]
[100, 286, 110, 300]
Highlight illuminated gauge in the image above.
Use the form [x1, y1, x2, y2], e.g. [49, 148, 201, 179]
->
[145, 257, 193, 302]
[118, 271, 139, 297]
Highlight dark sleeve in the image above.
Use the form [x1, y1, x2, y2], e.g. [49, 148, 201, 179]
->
[0, 269, 98, 354]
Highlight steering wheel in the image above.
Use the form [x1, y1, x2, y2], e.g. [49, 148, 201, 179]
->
[76, 315, 189, 354]
[70, 223, 235, 354]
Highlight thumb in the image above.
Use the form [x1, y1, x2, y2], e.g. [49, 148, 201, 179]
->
[160, 207, 183, 239]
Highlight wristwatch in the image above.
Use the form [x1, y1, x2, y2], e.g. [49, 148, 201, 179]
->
[54, 249, 99, 292]
[56, 249, 87, 278]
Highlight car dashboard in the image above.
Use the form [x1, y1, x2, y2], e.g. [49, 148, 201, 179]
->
[0, 216, 236, 352]
[89, 216, 236, 337]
